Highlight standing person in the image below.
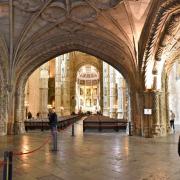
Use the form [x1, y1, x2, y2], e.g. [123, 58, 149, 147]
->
[170, 110, 175, 133]
[27, 111, 32, 119]
[36, 112, 40, 119]
[48, 108, 58, 151]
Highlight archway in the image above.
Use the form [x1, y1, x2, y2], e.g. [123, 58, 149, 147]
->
[13, 42, 141, 135]
[23, 51, 130, 121]
[3, 0, 143, 135]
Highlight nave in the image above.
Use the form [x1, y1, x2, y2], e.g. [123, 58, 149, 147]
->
[0, 118, 180, 180]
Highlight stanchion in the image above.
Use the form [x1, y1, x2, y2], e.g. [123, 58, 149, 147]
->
[178, 135, 180, 157]
[129, 122, 132, 136]
[72, 123, 75, 136]
[41, 119, 44, 131]
[3, 151, 13, 180]
[3, 151, 8, 180]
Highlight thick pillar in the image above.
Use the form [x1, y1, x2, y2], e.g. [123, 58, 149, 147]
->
[61, 54, 70, 115]
[109, 66, 116, 118]
[143, 90, 165, 137]
[103, 62, 110, 116]
[159, 73, 169, 135]
[39, 63, 49, 118]
[100, 63, 103, 113]
[143, 88, 170, 137]
[69, 56, 76, 113]
[14, 88, 25, 134]
[0, 85, 8, 135]
[151, 91, 161, 136]
[117, 73, 124, 119]
[55, 56, 62, 116]
[143, 91, 154, 137]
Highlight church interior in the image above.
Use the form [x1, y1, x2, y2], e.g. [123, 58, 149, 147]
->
[0, 0, 180, 179]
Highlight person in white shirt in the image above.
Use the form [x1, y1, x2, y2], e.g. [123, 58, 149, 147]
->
[170, 110, 175, 133]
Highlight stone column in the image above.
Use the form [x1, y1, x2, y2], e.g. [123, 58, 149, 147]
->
[151, 91, 161, 137]
[116, 73, 124, 119]
[39, 63, 49, 118]
[69, 56, 76, 113]
[75, 82, 79, 113]
[99, 63, 103, 113]
[159, 73, 169, 136]
[61, 54, 70, 116]
[103, 62, 110, 116]
[109, 66, 116, 118]
[55, 56, 62, 116]
[165, 75, 171, 134]
[14, 88, 25, 134]
[0, 85, 8, 135]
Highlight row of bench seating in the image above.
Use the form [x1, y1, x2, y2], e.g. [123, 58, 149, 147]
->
[83, 115, 128, 132]
[24, 115, 81, 131]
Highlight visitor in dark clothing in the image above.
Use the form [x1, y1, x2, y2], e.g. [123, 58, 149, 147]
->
[48, 108, 58, 150]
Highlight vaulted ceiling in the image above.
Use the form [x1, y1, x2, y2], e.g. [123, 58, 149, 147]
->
[0, 0, 179, 91]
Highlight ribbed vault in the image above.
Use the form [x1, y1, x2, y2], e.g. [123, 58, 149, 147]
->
[142, 0, 180, 90]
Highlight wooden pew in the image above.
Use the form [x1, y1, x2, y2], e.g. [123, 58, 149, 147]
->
[83, 115, 127, 132]
[24, 115, 81, 131]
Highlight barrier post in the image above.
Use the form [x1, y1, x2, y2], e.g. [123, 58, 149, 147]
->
[129, 122, 132, 136]
[41, 119, 44, 131]
[3, 151, 8, 180]
[72, 122, 75, 136]
[178, 135, 180, 157]
[3, 151, 12, 180]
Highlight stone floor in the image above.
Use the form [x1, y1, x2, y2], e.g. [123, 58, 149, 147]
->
[0, 121, 180, 180]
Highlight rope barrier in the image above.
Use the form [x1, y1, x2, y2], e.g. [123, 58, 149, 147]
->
[13, 136, 51, 156]
[0, 123, 78, 179]
[0, 160, 4, 167]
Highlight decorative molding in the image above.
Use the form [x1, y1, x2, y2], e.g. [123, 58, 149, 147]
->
[0, 34, 8, 83]
[142, 0, 180, 88]
[13, 0, 45, 12]
[156, 13, 180, 57]
[142, 0, 180, 71]
[14, 0, 121, 23]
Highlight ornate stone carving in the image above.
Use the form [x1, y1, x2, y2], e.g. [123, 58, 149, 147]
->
[14, 0, 121, 22]
[58, 20, 84, 33]
[13, 0, 45, 12]
[41, 2, 66, 23]
[41, 1, 97, 23]
[143, 0, 180, 76]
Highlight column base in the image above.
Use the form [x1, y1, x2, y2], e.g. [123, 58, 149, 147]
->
[117, 112, 123, 119]
[109, 112, 116, 118]
[152, 124, 167, 137]
[133, 127, 142, 136]
[103, 109, 109, 116]
[0, 120, 7, 136]
[7, 122, 14, 135]
[14, 121, 25, 134]
[151, 124, 161, 137]
[167, 125, 172, 134]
